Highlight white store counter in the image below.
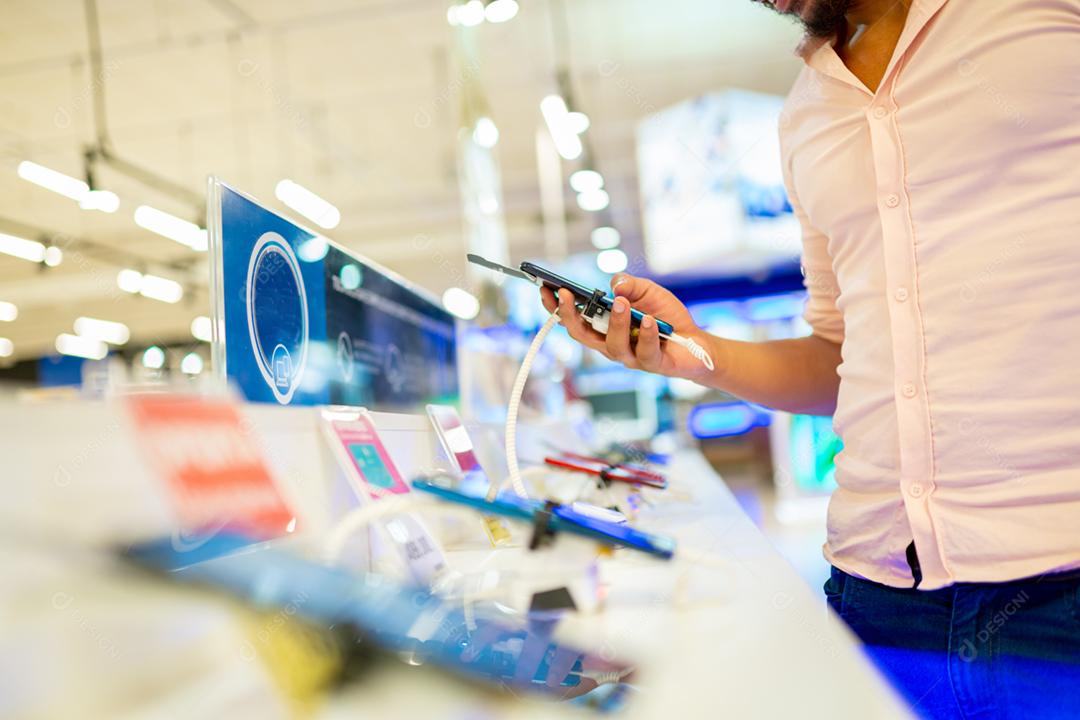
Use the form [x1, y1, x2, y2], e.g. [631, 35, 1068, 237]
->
[1, 399, 910, 719]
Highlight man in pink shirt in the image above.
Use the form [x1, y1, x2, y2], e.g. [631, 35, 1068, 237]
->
[542, 0, 1080, 716]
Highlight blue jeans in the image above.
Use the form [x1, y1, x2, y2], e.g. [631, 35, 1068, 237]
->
[825, 567, 1080, 719]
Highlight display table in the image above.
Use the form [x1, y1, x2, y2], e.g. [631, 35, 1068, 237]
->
[1, 400, 909, 718]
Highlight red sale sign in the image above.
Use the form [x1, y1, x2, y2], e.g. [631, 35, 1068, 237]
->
[127, 394, 296, 540]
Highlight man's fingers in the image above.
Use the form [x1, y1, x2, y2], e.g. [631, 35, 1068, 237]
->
[557, 289, 610, 355]
[634, 315, 662, 372]
[540, 286, 558, 314]
[604, 297, 638, 367]
[611, 274, 649, 303]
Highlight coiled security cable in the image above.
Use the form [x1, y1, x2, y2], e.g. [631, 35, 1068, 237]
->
[489, 305, 714, 502]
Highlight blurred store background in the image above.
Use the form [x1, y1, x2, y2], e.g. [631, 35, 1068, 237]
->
[0, 0, 832, 587]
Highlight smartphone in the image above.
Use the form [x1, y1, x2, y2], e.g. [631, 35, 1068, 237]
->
[520, 261, 676, 337]
[124, 533, 635, 704]
[411, 477, 676, 559]
[544, 452, 668, 490]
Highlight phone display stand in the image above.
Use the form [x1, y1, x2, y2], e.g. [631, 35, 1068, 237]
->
[434, 534, 603, 617]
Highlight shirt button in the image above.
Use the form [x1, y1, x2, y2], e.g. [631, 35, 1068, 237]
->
[894, 287, 909, 302]
[902, 383, 918, 398]
[873, 107, 889, 119]
[885, 194, 901, 208]
[909, 483, 925, 498]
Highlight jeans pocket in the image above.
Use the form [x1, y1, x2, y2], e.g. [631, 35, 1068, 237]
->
[824, 568, 848, 616]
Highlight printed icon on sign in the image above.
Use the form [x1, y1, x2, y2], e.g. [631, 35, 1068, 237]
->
[245, 232, 309, 404]
[385, 343, 405, 392]
[272, 344, 292, 389]
[336, 331, 354, 382]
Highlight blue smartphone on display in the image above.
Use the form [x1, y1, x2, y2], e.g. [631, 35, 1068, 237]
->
[124, 533, 635, 704]
[411, 478, 676, 560]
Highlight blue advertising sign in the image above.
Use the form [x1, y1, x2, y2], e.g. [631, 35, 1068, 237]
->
[208, 180, 458, 409]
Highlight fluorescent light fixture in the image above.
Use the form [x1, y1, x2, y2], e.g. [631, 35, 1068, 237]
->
[139, 274, 184, 304]
[570, 169, 604, 193]
[275, 179, 340, 230]
[596, 248, 628, 274]
[55, 333, 108, 360]
[540, 95, 584, 161]
[142, 346, 165, 370]
[0, 232, 48, 263]
[0, 301, 17, 322]
[485, 0, 519, 23]
[79, 190, 120, 213]
[577, 188, 610, 212]
[116, 269, 183, 304]
[117, 269, 143, 294]
[17, 161, 89, 201]
[0, 338, 12, 357]
[566, 111, 590, 134]
[473, 117, 500, 148]
[591, 226, 621, 250]
[456, 0, 485, 26]
[134, 205, 208, 251]
[191, 316, 213, 342]
[74, 316, 130, 345]
[442, 287, 480, 320]
[180, 352, 204, 375]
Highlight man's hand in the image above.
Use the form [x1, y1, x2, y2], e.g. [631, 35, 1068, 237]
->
[540, 274, 717, 381]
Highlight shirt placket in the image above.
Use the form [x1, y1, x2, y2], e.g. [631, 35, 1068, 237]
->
[864, 76, 950, 587]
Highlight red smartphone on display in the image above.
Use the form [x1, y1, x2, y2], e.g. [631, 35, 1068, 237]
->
[544, 452, 668, 490]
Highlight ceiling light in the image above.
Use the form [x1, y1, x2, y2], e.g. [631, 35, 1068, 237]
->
[0, 232, 48, 263]
[590, 226, 621, 250]
[191, 316, 214, 342]
[456, 0, 485, 26]
[0, 301, 17, 322]
[116, 269, 184, 304]
[79, 189, 120, 213]
[17, 161, 89, 202]
[485, 0, 519, 23]
[0, 338, 12, 358]
[275, 179, 341, 230]
[117, 269, 143, 294]
[570, 169, 604, 193]
[540, 95, 583, 161]
[139, 274, 184, 304]
[566, 111, 590, 134]
[577, 188, 610, 212]
[442, 287, 480, 320]
[180, 352, 204, 375]
[473, 116, 500, 148]
[74, 316, 130, 345]
[55, 333, 108, 360]
[134, 205, 208, 251]
[44, 246, 63, 266]
[142, 346, 166, 370]
[596, 248, 628, 274]
[447, 5, 460, 25]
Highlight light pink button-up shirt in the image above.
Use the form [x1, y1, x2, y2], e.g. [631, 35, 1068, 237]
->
[781, 0, 1080, 589]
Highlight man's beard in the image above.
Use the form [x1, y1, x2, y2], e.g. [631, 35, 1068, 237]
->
[754, 0, 855, 38]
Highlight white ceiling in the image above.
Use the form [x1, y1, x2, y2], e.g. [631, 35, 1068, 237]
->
[0, 0, 803, 361]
